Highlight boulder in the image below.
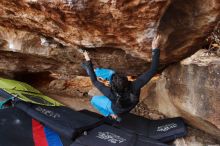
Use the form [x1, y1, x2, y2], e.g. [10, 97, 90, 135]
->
[0, 26, 148, 76]
[0, 0, 220, 76]
[142, 49, 220, 139]
[0, 0, 220, 142]
[173, 127, 220, 146]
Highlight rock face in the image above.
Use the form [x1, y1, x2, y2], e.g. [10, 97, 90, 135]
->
[173, 127, 220, 146]
[142, 49, 220, 139]
[0, 0, 220, 77]
[0, 26, 148, 77]
[0, 1, 220, 143]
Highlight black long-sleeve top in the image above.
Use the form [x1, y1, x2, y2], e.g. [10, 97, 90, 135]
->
[83, 49, 160, 114]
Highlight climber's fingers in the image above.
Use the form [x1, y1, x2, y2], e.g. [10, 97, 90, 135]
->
[152, 34, 161, 49]
[83, 51, 90, 61]
[152, 33, 167, 49]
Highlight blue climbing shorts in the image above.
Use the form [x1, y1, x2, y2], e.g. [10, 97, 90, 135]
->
[90, 68, 116, 116]
[90, 95, 115, 117]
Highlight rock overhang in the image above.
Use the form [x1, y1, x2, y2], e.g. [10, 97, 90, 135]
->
[0, 0, 219, 77]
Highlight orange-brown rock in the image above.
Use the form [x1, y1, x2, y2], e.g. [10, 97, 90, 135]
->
[0, 1, 220, 143]
[142, 49, 220, 139]
[0, 0, 220, 77]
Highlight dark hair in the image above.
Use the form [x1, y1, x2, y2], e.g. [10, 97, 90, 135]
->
[111, 74, 136, 108]
[111, 73, 129, 92]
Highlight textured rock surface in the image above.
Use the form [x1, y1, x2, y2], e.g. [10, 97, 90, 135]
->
[0, 0, 220, 77]
[142, 49, 220, 139]
[0, 0, 170, 59]
[0, 26, 148, 77]
[0, 0, 220, 144]
[173, 127, 220, 146]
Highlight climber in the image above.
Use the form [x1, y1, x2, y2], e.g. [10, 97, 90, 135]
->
[81, 34, 162, 122]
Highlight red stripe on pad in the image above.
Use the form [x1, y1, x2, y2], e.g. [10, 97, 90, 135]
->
[32, 119, 48, 146]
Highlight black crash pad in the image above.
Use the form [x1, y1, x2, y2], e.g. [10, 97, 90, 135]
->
[0, 108, 34, 146]
[79, 110, 187, 142]
[0, 108, 72, 146]
[71, 125, 168, 146]
[15, 101, 101, 139]
[116, 114, 187, 142]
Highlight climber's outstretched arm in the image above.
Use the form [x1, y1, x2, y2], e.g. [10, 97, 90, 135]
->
[81, 51, 113, 99]
[132, 35, 162, 91]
